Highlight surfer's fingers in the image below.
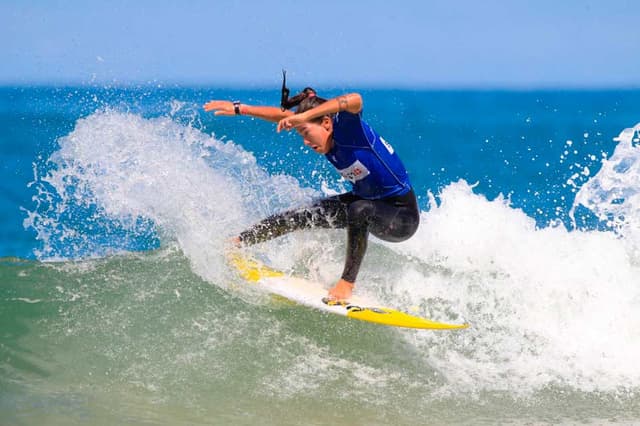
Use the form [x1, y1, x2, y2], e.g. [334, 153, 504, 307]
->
[277, 117, 296, 132]
[203, 100, 233, 112]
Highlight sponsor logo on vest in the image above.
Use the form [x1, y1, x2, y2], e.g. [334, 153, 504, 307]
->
[379, 136, 394, 154]
[338, 160, 370, 183]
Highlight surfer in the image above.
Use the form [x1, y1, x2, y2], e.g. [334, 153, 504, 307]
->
[204, 74, 419, 302]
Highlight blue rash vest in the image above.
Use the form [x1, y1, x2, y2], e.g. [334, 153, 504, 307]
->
[325, 111, 412, 199]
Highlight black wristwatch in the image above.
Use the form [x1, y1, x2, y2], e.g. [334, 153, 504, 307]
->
[233, 101, 241, 115]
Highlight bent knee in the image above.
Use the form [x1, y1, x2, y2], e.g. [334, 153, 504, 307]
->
[372, 213, 419, 242]
[347, 200, 375, 225]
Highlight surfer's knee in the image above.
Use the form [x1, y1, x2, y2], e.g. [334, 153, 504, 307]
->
[347, 200, 374, 227]
[370, 208, 419, 243]
[376, 218, 418, 242]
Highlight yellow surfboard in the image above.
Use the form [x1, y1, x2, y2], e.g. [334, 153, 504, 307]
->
[227, 251, 469, 330]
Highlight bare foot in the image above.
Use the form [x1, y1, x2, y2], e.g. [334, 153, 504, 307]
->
[327, 279, 354, 302]
[227, 236, 242, 248]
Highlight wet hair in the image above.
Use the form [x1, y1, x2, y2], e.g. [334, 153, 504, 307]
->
[280, 71, 329, 123]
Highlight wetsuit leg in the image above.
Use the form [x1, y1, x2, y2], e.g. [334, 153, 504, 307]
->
[238, 193, 359, 245]
[341, 190, 420, 283]
[238, 191, 419, 285]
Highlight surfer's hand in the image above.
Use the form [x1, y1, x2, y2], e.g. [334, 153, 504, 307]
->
[203, 100, 238, 116]
[327, 279, 354, 302]
[276, 114, 306, 132]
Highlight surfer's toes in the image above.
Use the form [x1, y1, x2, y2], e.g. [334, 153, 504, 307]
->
[226, 236, 242, 249]
[322, 297, 348, 306]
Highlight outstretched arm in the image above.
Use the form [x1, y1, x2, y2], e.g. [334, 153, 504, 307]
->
[203, 100, 294, 123]
[276, 93, 363, 132]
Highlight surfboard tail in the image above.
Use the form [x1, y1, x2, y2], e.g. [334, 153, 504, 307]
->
[227, 250, 284, 282]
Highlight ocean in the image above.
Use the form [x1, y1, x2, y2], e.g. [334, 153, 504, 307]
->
[1, 86, 639, 425]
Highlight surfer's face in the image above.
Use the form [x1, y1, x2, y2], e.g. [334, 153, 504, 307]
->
[296, 116, 333, 154]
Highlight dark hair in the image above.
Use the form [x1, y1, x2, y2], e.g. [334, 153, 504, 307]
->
[280, 71, 329, 123]
[282, 85, 326, 107]
[283, 87, 329, 123]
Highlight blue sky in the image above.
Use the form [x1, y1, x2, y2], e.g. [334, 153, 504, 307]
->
[2, 0, 639, 87]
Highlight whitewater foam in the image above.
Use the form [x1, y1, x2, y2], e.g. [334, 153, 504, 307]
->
[383, 180, 640, 395]
[25, 109, 315, 286]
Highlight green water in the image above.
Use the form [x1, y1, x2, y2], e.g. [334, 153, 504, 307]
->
[2, 250, 640, 425]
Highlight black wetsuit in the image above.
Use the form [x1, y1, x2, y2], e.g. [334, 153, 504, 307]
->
[239, 110, 420, 283]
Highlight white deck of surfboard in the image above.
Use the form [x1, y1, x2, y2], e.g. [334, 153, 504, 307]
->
[228, 251, 469, 329]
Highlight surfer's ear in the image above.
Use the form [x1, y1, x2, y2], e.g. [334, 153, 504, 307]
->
[321, 115, 332, 132]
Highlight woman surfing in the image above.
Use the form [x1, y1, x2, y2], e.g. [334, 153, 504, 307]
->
[203, 76, 419, 302]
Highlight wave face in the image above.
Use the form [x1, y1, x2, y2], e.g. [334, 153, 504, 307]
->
[3, 90, 640, 424]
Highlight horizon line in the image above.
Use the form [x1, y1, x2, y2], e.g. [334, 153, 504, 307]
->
[1, 80, 640, 92]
